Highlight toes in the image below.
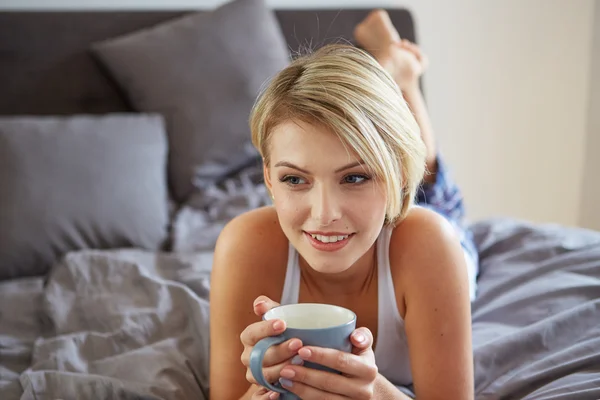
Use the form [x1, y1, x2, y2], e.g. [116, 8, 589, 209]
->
[411, 44, 422, 58]
[411, 44, 427, 65]
[420, 54, 430, 70]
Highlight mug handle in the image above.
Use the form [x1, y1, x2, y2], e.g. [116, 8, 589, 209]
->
[249, 335, 289, 394]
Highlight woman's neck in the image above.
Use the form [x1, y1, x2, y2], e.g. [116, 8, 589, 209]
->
[298, 243, 378, 301]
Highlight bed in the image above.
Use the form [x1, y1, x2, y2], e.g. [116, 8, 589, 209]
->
[1, 1, 599, 399]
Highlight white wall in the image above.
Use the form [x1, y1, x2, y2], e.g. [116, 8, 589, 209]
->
[1, 0, 596, 227]
[405, 0, 594, 227]
[580, 0, 600, 231]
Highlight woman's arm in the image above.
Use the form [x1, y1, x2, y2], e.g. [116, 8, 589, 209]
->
[391, 207, 475, 400]
[209, 207, 288, 400]
[373, 374, 415, 399]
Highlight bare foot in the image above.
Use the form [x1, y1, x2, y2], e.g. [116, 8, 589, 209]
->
[353, 9, 400, 53]
[354, 10, 428, 92]
[392, 39, 429, 92]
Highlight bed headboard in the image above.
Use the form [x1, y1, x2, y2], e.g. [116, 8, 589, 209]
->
[0, 9, 415, 116]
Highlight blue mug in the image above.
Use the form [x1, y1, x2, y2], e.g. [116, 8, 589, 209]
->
[249, 303, 357, 400]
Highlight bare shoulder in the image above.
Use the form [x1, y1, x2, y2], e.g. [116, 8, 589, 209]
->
[389, 206, 470, 313]
[390, 206, 462, 264]
[216, 205, 288, 262]
[212, 205, 289, 300]
[210, 207, 290, 399]
[388, 209, 474, 398]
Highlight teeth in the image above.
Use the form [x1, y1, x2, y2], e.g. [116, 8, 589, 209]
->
[310, 234, 349, 243]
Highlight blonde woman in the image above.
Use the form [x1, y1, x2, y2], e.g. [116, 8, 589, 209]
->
[210, 10, 478, 400]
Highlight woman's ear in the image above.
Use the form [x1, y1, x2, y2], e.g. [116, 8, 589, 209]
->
[263, 161, 273, 196]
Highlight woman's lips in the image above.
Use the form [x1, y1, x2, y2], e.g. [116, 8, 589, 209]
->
[303, 231, 354, 252]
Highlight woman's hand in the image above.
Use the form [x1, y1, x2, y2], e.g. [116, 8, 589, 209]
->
[275, 327, 378, 400]
[240, 296, 304, 397]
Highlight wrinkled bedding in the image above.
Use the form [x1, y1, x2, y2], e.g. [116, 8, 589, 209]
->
[1, 165, 600, 399]
[19, 250, 213, 400]
[0, 277, 45, 399]
[470, 219, 600, 399]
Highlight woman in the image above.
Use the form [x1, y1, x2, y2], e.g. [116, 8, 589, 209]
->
[210, 10, 477, 400]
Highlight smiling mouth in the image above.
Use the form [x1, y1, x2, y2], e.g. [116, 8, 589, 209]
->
[303, 231, 355, 251]
[307, 233, 350, 243]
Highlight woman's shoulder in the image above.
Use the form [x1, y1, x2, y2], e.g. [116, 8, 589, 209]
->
[388, 206, 468, 311]
[212, 206, 289, 299]
[219, 205, 286, 242]
[390, 206, 459, 251]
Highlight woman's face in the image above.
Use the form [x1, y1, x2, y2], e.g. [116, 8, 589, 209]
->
[265, 119, 388, 274]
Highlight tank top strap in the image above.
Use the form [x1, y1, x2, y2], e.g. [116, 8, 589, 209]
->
[375, 225, 405, 348]
[280, 241, 300, 305]
[377, 225, 400, 319]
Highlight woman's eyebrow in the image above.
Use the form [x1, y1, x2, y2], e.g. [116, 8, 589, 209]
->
[273, 160, 366, 174]
[334, 161, 366, 173]
[273, 161, 310, 174]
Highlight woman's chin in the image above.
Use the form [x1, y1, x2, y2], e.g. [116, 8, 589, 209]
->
[300, 252, 353, 274]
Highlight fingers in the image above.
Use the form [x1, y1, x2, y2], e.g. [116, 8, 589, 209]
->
[240, 319, 286, 347]
[279, 366, 373, 400]
[241, 337, 304, 369]
[240, 328, 304, 385]
[295, 346, 377, 379]
[245, 355, 302, 386]
[280, 381, 347, 400]
[350, 327, 374, 354]
[264, 339, 303, 365]
[253, 296, 281, 317]
[252, 386, 280, 400]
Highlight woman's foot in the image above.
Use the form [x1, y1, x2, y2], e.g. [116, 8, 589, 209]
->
[354, 10, 428, 93]
[353, 9, 400, 51]
[354, 10, 438, 183]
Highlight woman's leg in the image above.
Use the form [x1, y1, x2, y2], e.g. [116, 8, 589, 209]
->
[354, 10, 437, 183]
[355, 10, 479, 300]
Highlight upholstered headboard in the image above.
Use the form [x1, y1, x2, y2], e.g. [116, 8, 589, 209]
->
[0, 8, 415, 116]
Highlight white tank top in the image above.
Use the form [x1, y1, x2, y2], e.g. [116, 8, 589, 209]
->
[279, 226, 413, 387]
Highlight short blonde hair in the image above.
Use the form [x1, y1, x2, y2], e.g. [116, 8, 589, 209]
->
[250, 44, 426, 224]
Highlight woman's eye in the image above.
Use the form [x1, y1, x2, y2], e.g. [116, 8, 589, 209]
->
[343, 174, 370, 184]
[281, 175, 306, 185]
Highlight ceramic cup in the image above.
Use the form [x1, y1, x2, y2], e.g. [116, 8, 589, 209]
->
[249, 303, 356, 399]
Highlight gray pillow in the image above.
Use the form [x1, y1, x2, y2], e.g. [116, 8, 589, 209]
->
[0, 114, 169, 280]
[92, 0, 290, 202]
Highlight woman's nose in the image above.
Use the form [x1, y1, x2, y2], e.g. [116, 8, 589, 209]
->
[311, 185, 342, 226]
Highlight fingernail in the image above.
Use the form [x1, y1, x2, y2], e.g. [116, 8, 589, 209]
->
[268, 392, 279, 399]
[280, 368, 295, 378]
[354, 333, 365, 343]
[298, 348, 311, 359]
[289, 340, 301, 351]
[291, 355, 303, 365]
[279, 378, 293, 388]
[254, 300, 265, 308]
[273, 320, 284, 331]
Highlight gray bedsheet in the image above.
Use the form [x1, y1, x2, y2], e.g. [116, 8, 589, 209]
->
[470, 219, 600, 399]
[0, 277, 46, 399]
[2, 250, 214, 400]
[0, 166, 599, 399]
